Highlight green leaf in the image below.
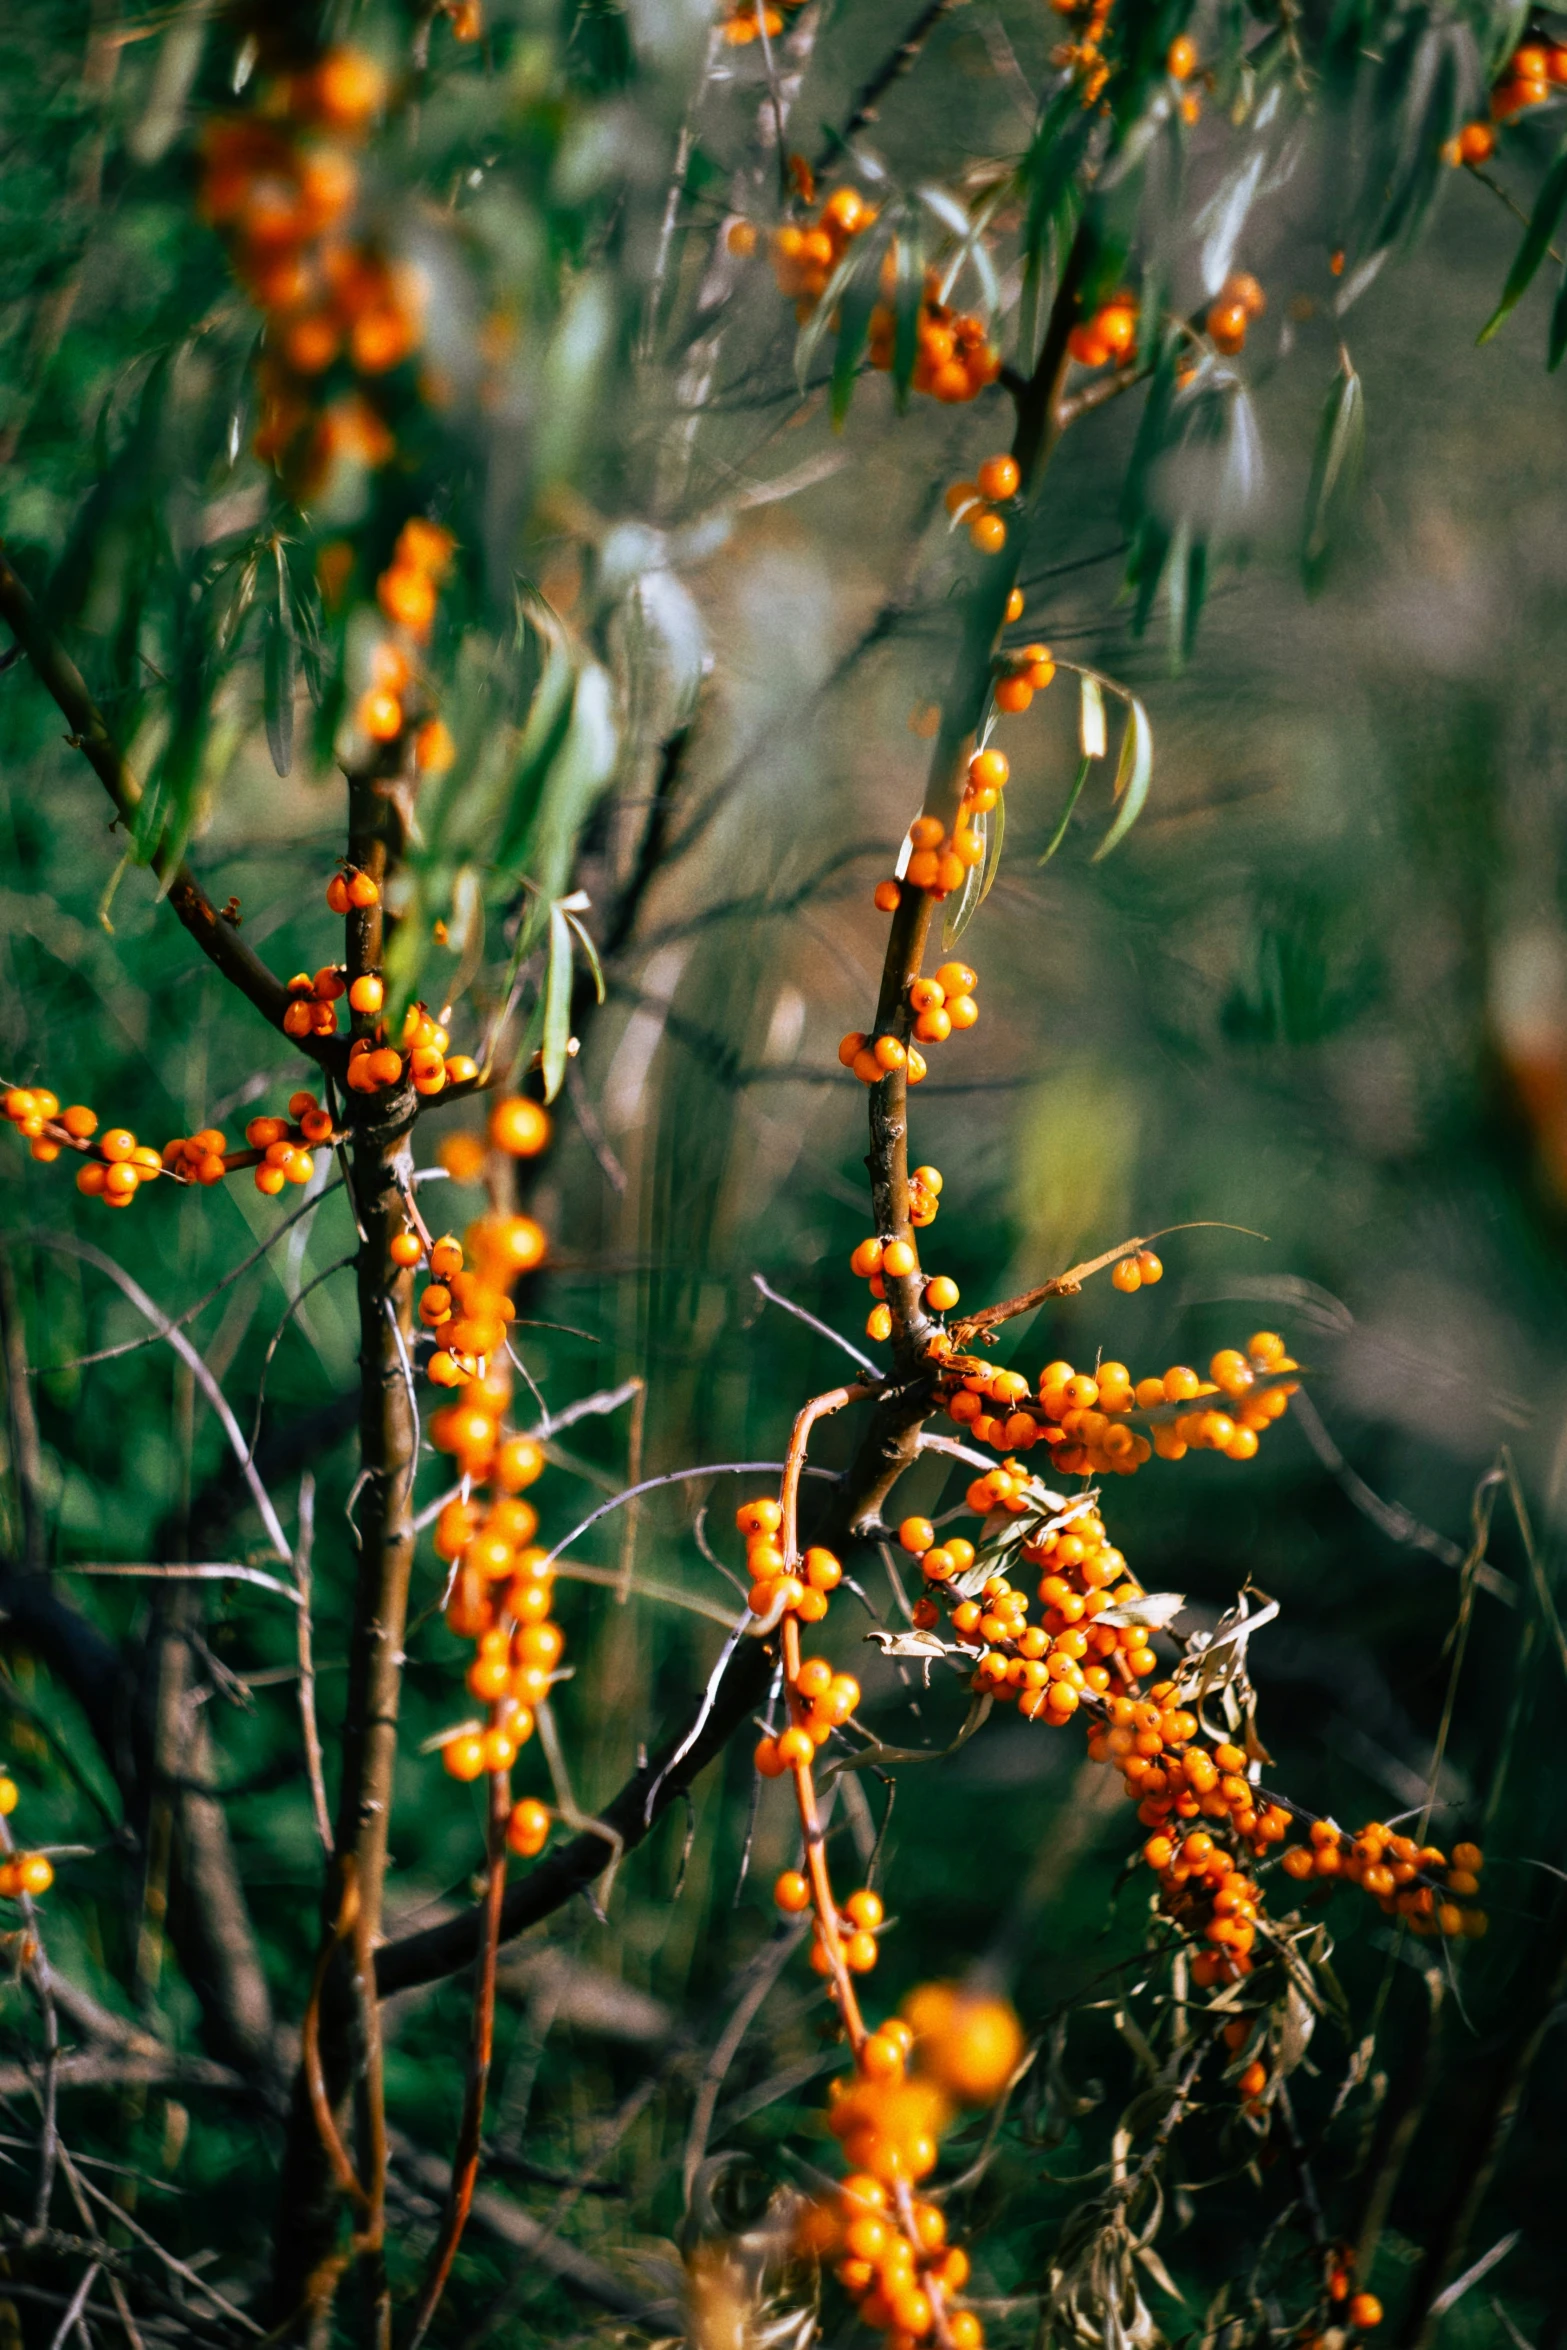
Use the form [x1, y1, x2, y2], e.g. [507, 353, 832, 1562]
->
[976, 782, 1005, 914]
[1078, 672, 1107, 760]
[1092, 694, 1154, 862]
[1301, 363, 1365, 594]
[263, 545, 296, 778]
[542, 901, 575, 1103]
[830, 267, 876, 429]
[1039, 757, 1090, 866]
[1551, 263, 1567, 369]
[1480, 138, 1567, 343]
[563, 904, 606, 1003]
[943, 807, 988, 947]
[891, 230, 924, 411]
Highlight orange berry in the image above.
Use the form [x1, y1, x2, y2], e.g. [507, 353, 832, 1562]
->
[443, 1733, 487, 1781]
[882, 1239, 917, 1278]
[873, 879, 901, 912]
[898, 1517, 935, 1555]
[1348, 2295, 1383, 2330]
[924, 1275, 959, 1312]
[1167, 33, 1196, 76]
[976, 454, 1019, 501]
[775, 1869, 812, 1913]
[348, 973, 384, 1014]
[969, 513, 1006, 555]
[489, 1096, 551, 1157]
[347, 869, 380, 909]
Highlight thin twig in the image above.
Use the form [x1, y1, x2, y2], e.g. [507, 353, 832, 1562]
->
[750, 1271, 881, 1375]
[294, 1475, 332, 1853]
[403, 1769, 509, 2350]
[21, 1234, 291, 1557]
[23, 1186, 345, 1373]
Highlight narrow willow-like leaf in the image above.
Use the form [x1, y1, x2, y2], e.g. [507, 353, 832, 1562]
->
[891, 231, 924, 411]
[1479, 137, 1567, 344]
[1039, 757, 1091, 866]
[830, 268, 876, 429]
[976, 782, 1005, 914]
[1551, 263, 1567, 369]
[1093, 694, 1154, 862]
[542, 901, 575, 1103]
[263, 545, 296, 778]
[943, 806, 988, 947]
[564, 906, 606, 1002]
[1079, 672, 1107, 760]
[1301, 364, 1365, 594]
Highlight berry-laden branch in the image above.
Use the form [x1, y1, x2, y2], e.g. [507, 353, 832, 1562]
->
[0, 544, 336, 1064]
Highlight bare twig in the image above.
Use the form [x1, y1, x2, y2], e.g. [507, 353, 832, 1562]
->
[750, 1271, 881, 1375]
[294, 1475, 332, 1854]
[21, 1234, 291, 1557]
[403, 1770, 509, 2350]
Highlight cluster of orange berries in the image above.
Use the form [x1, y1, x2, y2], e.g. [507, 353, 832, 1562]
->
[351, 998, 478, 1100]
[719, 0, 804, 42]
[943, 453, 1021, 553]
[1307, 2264, 1384, 2338]
[421, 1119, 555, 1863]
[228, 1094, 331, 1196]
[1205, 269, 1266, 356]
[868, 284, 1002, 405]
[352, 518, 460, 768]
[766, 186, 876, 316]
[200, 49, 431, 498]
[1136, 1793, 1293, 1987]
[0, 1772, 53, 1902]
[900, 1501, 1160, 1714]
[937, 1328, 1296, 1478]
[1491, 36, 1567, 116]
[796, 1985, 1021, 2349]
[847, 1217, 959, 1342]
[1279, 1823, 1488, 1940]
[735, 1496, 845, 1631]
[840, 959, 977, 1094]
[1067, 295, 1138, 369]
[774, 1865, 883, 1975]
[2, 1084, 334, 1205]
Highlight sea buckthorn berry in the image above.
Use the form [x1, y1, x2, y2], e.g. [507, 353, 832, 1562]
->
[867, 1303, 893, 1341]
[976, 454, 1019, 501]
[326, 873, 352, 913]
[1348, 2295, 1383, 2330]
[804, 1547, 842, 1590]
[844, 1888, 883, 1930]
[1167, 33, 1196, 76]
[61, 1105, 96, 1139]
[909, 977, 945, 1013]
[898, 1516, 935, 1555]
[969, 747, 1009, 793]
[874, 880, 901, 912]
[924, 1275, 959, 1312]
[910, 815, 945, 850]
[737, 1498, 783, 1537]
[945, 479, 980, 516]
[970, 512, 1006, 554]
[935, 962, 976, 997]
[490, 1096, 551, 1157]
[873, 1035, 906, 1072]
[428, 1234, 463, 1278]
[347, 868, 380, 908]
[774, 1869, 811, 1913]
[1005, 587, 1024, 622]
[443, 1733, 487, 1782]
[17, 1854, 53, 1895]
[507, 1798, 550, 1857]
[840, 1031, 869, 1068]
[907, 1048, 928, 1086]
[1452, 1840, 1483, 1871]
[348, 973, 384, 1014]
[882, 1239, 917, 1278]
